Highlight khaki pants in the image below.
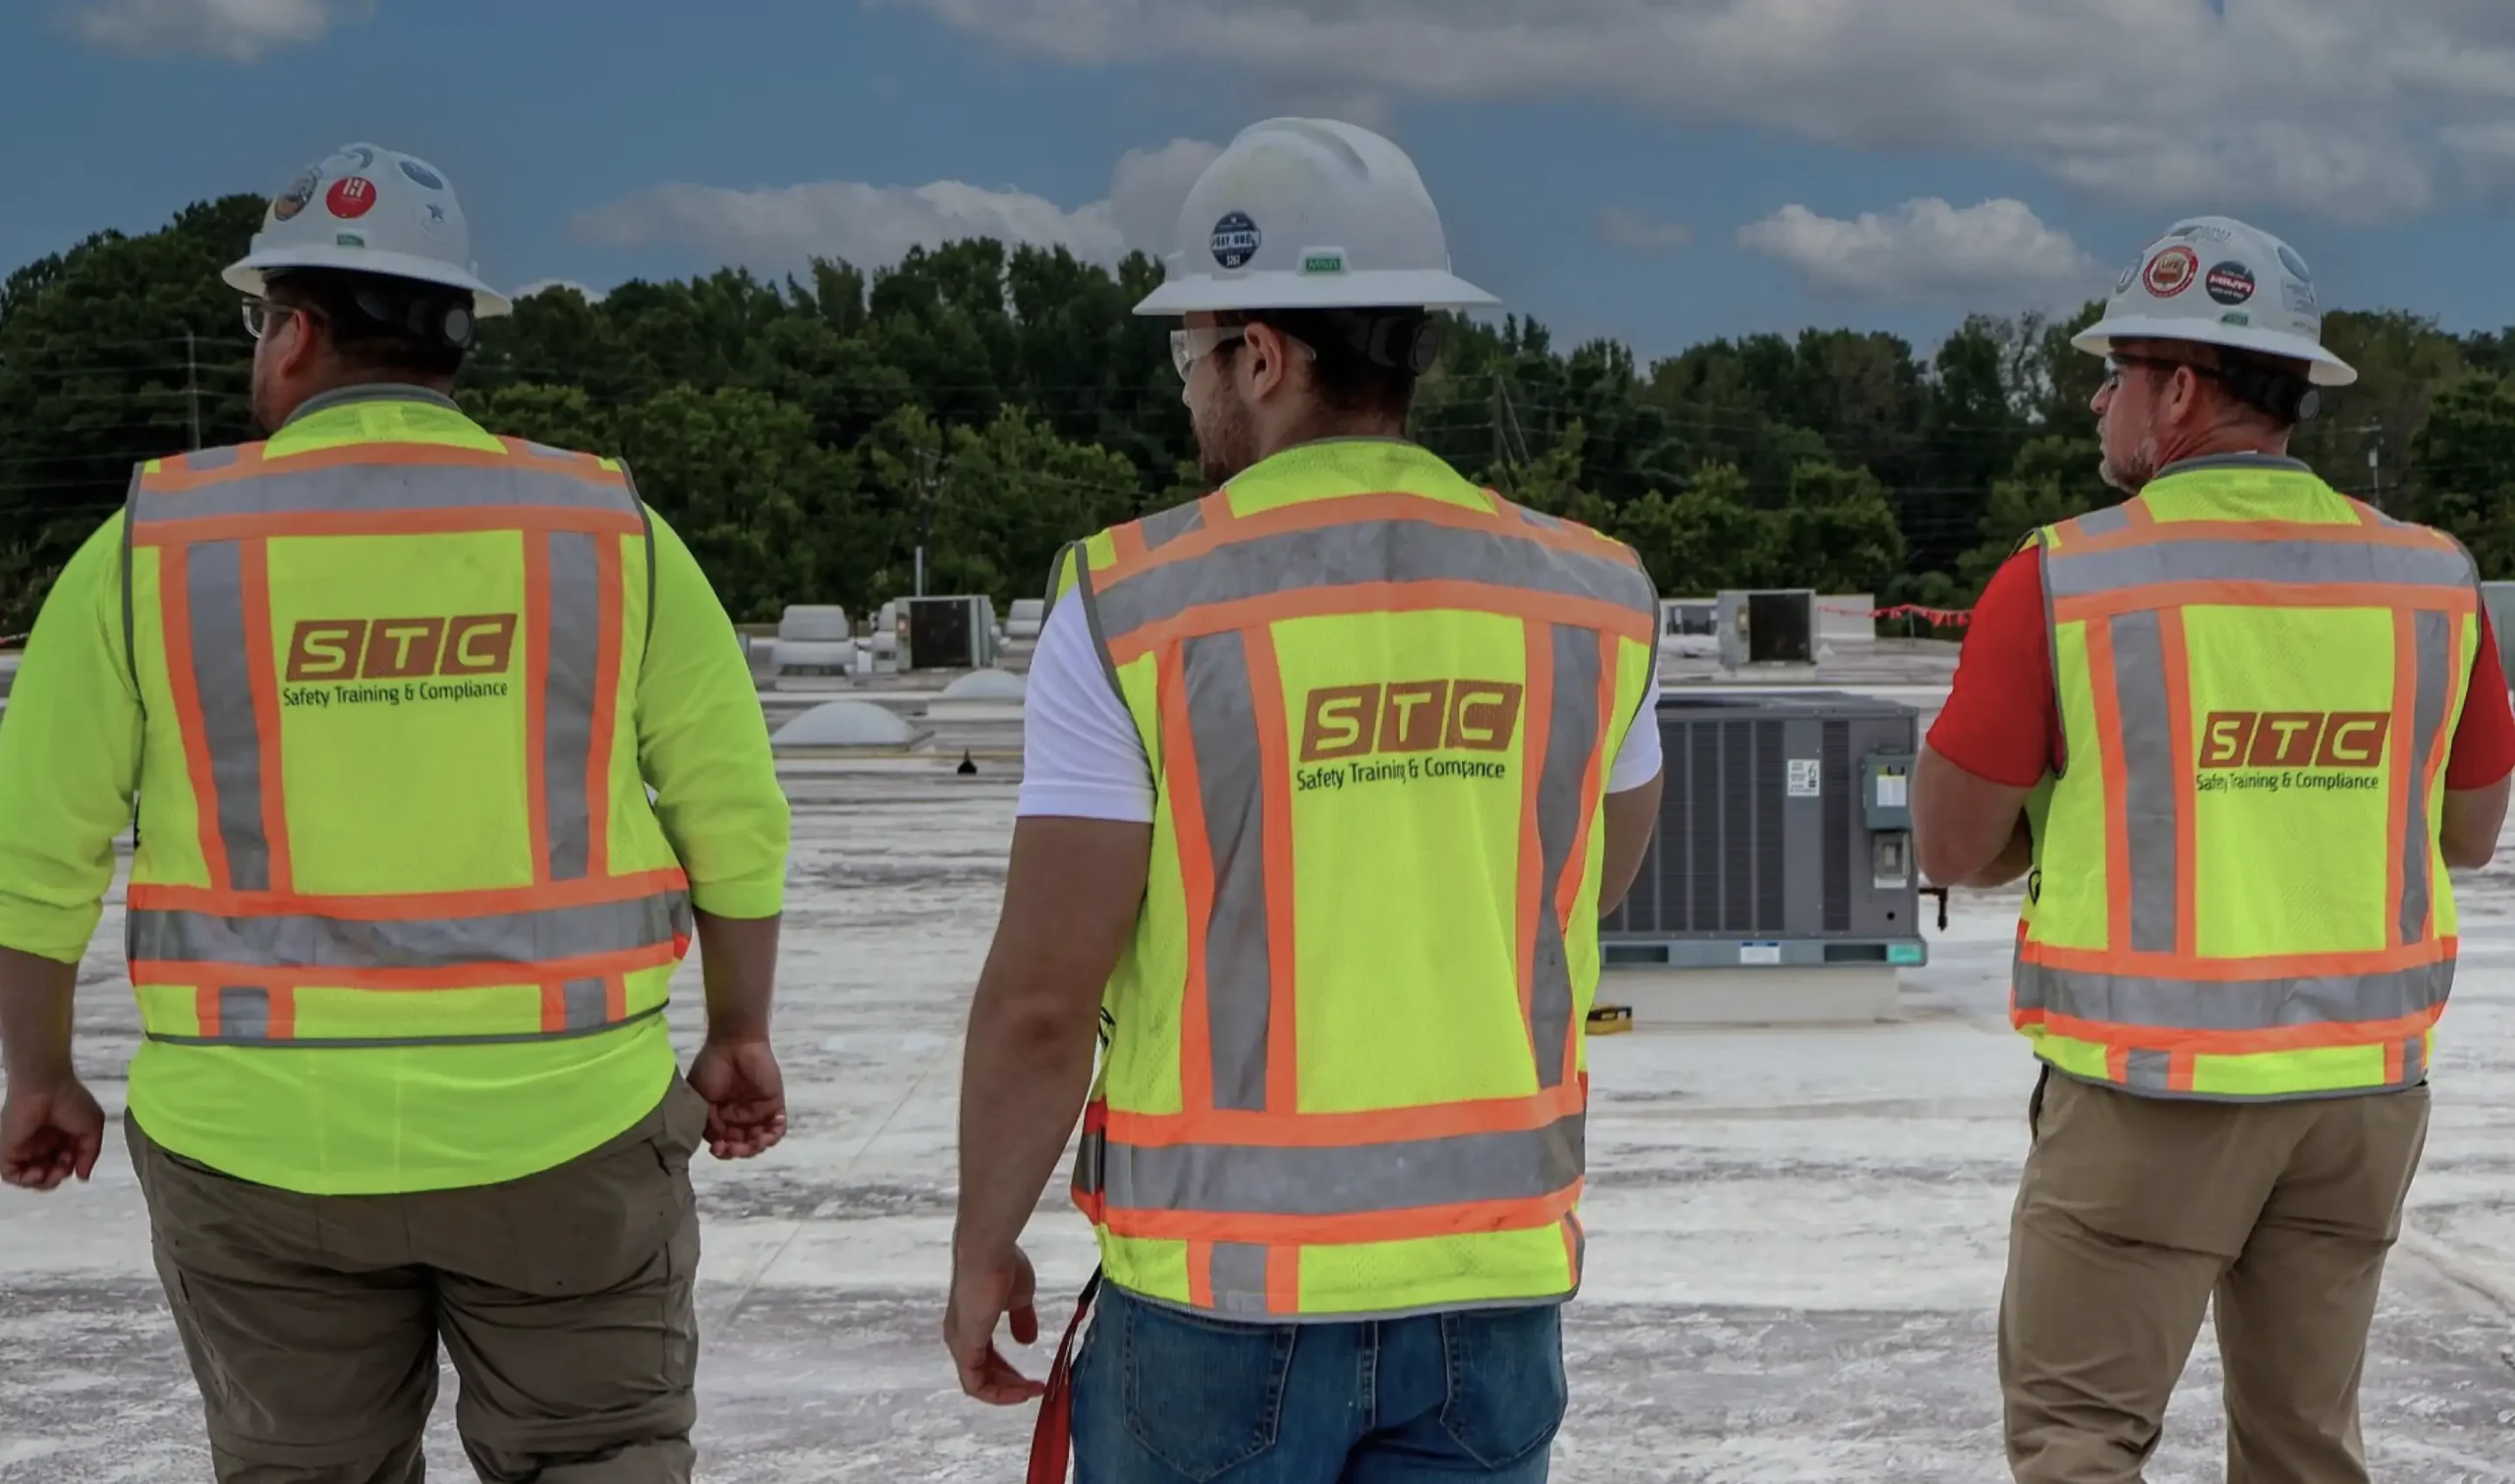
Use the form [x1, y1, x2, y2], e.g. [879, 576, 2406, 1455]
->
[2000, 1069, 2431, 1484]
[130, 1076, 709, 1484]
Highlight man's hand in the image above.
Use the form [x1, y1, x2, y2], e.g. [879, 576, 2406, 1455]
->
[1, 1077, 105, 1191]
[945, 1243, 1046, 1405]
[687, 1036, 787, 1160]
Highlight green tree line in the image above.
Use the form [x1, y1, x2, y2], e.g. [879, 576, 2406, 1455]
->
[8, 193, 2515, 632]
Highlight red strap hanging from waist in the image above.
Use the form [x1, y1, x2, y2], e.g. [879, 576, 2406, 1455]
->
[1026, 1270, 1103, 1484]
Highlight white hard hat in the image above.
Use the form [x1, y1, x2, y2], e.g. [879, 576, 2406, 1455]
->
[224, 142, 511, 317]
[2074, 216, 2352, 387]
[1134, 119, 1497, 316]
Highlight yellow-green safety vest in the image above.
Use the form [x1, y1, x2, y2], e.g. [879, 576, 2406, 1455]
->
[1050, 440, 1660, 1320]
[2019, 456, 2480, 1101]
[119, 394, 691, 1189]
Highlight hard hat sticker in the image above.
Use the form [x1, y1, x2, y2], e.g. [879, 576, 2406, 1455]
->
[419, 201, 453, 238]
[2169, 222, 2233, 244]
[400, 159, 446, 191]
[327, 178, 378, 220]
[2144, 245, 2199, 298]
[2283, 280, 2319, 315]
[2220, 311, 2251, 326]
[2114, 263, 2138, 296]
[1211, 212, 1262, 270]
[336, 232, 366, 248]
[271, 169, 319, 224]
[2276, 245, 2313, 284]
[2205, 260, 2257, 305]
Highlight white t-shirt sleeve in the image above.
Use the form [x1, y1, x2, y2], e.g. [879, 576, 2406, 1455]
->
[1016, 596, 1156, 822]
[1017, 598, 1662, 815]
[1605, 654, 1664, 795]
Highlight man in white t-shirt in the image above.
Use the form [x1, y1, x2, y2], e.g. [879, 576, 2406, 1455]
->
[944, 118, 1667, 1483]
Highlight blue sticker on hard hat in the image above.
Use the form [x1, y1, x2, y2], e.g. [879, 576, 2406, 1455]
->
[1210, 212, 1262, 271]
[400, 159, 446, 191]
[418, 201, 453, 238]
[2277, 245, 2312, 283]
[2205, 260, 2256, 305]
[271, 169, 319, 224]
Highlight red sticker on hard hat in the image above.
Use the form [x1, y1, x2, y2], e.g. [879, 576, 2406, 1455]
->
[2144, 246, 2199, 298]
[326, 177, 378, 220]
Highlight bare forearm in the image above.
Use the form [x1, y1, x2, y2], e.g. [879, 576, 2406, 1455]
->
[954, 984, 1101, 1264]
[1966, 814, 2035, 888]
[693, 910, 780, 1041]
[0, 947, 79, 1084]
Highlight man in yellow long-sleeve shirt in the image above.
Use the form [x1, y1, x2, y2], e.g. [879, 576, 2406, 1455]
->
[0, 143, 791, 1484]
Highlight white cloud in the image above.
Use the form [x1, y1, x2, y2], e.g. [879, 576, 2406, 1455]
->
[572, 137, 1219, 275]
[883, 0, 2515, 222]
[62, 0, 361, 59]
[1738, 197, 2099, 305]
[1599, 206, 1690, 253]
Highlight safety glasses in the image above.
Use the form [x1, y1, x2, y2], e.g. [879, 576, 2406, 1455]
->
[1169, 325, 1248, 380]
[2102, 352, 2222, 392]
[241, 300, 294, 341]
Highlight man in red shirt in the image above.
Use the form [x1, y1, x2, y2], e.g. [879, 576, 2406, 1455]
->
[1914, 216, 2513, 1484]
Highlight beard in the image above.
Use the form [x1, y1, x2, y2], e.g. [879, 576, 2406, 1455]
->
[2098, 428, 2158, 495]
[1193, 384, 1259, 488]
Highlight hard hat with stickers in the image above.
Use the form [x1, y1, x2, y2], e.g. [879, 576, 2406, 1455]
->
[2073, 215, 2353, 389]
[1134, 119, 1497, 316]
[224, 142, 511, 318]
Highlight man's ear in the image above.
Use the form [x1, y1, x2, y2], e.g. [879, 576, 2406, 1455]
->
[1242, 320, 1295, 400]
[277, 309, 327, 380]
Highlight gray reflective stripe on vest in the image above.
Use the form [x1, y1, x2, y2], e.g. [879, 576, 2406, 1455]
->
[2065, 505, 2134, 541]
[2043, 536, 2472, 599]
[2014, 959, 2454, 1031]
[1092, 519, 1655, 643]
[1183, 629, 1274, 1113]
[1139, 500, 1207, 551]
[1205, 1244, 1273, 1316]
[145, 1001, 667, 1049]
[2109, 611, 2177, 955]
[128, 892, 690, 969]
[543, 528, 605, 882]
[2401, 609, 2456, 944]
[186, 540, 278, 891]
[1530, 626, 1603, 1090]
[1090, 1111, 1584, 1217]
[128, 456, 630, 525]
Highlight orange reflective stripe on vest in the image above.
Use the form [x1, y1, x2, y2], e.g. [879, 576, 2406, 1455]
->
[124, 439, 690, 1049]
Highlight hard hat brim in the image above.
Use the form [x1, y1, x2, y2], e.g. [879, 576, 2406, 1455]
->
[224, 247, 515, 318]
[1134, 268, 1499, 316]
[2073, 315, 2357, 387]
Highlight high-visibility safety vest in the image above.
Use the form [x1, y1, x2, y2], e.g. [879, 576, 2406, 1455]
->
[119, 391, 693, 1190]
[1048, 440, 1660, 1320]
[2017, 455, 2482, 1101]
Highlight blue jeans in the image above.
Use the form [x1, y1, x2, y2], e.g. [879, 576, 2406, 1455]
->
[1071, 1283, 1567, 1483]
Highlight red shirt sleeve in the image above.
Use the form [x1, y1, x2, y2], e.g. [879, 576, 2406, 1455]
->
[1927, 548, 2058, 789]
[2446, 608, 2515, 790]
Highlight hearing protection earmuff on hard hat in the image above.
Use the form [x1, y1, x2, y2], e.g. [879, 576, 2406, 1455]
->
[351, 286, 477, 353]
[2216, 358, 2321, 425]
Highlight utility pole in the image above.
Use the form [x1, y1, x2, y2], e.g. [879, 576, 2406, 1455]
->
[184, 330, 202, 451]
[2357, 418, 2385, 511]
[913, 446, 937, 598]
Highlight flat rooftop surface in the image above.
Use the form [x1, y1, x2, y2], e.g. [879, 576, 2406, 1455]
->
[3, 767, 2511, 1481]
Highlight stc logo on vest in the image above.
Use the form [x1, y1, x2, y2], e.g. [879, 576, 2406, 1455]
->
[2197, 711, 2389, 795]
[1296, 681, 1522, 793]
[281, 616, 519, 710]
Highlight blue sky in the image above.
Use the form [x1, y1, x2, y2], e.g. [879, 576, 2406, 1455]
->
[8, 0, 2515, 360]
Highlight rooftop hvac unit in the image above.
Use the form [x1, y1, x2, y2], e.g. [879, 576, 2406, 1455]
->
[1603, 690, 1928, 970]
[1716, 588, 1817, 669]
[899, 595, 1001, 672]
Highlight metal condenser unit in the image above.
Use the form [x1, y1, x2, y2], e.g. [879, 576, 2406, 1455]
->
[1603, 689, 1928, 969]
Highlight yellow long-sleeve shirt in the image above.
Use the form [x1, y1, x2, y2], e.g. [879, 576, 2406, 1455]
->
[0, 394, 789, 1191]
